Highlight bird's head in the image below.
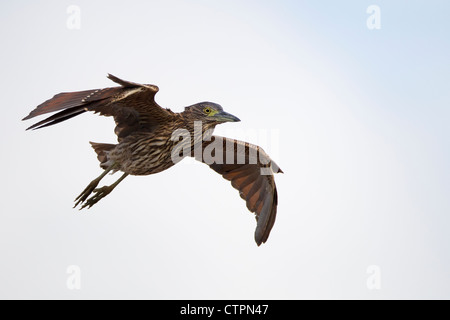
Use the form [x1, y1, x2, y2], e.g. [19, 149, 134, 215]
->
[183, 102, 240, 125]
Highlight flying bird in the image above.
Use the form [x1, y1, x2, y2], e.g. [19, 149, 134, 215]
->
[23, 74, 283, 245]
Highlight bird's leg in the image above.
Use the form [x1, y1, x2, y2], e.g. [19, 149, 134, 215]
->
[74, 163, 118, 209]
[79, 172, 129, 210]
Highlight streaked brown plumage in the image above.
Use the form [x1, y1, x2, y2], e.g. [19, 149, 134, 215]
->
[23, 74, 283, 246]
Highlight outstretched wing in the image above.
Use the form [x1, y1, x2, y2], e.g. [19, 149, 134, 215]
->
[22, 74, 173, 141]
[195, 136, 283, 246]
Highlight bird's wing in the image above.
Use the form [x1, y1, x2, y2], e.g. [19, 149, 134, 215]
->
[194, 136, 283, 246]
[23, 74, 173, 141]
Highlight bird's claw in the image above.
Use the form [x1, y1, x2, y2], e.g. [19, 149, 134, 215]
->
[73, 178, 101, 209]
[78, 185, 113, 210]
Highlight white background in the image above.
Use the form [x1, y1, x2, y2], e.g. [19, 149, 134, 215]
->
[0, 0, 449, 299]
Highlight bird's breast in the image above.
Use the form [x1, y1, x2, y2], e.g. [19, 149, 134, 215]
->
[110, 133, 176, 176]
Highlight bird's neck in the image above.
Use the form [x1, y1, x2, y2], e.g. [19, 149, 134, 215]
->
[177, 113, 217, 141]
[169, 113, 217, 159]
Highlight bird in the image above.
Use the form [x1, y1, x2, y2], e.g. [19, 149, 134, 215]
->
[22, 74, 283, 246]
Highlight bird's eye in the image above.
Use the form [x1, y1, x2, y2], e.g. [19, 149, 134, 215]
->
[203, 107, 211, 114]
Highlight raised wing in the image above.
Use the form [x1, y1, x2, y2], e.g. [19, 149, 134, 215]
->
[22, 74, 173, 141]
[195, 136, 283, 246]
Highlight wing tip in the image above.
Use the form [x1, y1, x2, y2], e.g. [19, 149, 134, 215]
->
[107, 73, 137, 88]
[107, 73, 159, 92]
[255, 229, 271, 246]
[23, 113, 41, 129]
[254, 229, 270, 246]
[107, 73, 121, 83]
[254, 187, 278, 246]
[254, 230, 271, 247]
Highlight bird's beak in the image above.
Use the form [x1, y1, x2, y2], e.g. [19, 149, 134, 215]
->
[214, 111, 241, 123]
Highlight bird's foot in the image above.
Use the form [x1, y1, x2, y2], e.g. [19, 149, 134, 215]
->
[74, 178, 101, 209]
[79, 185, 113, 210]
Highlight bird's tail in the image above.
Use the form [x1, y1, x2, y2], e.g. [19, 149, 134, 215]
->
[90, 142, 116, 169]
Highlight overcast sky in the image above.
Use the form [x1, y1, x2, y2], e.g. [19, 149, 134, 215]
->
[0, 0, 449, 299]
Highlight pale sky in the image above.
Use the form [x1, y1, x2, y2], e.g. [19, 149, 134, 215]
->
[0, 0, 449, 299]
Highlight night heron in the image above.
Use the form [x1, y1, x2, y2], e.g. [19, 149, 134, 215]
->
[23, 74, 283, 245]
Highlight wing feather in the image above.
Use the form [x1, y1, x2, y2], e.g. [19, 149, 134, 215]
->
[197, 136, 282, 246]
[23, 74, 173, 141]
[22, 89, 109, 121]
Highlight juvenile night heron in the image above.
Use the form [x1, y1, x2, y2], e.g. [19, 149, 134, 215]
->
[23, 74, 283, 245]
